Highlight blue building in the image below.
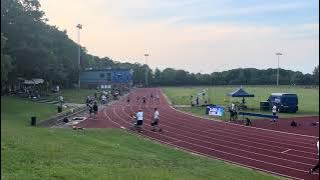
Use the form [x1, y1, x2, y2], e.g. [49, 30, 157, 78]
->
[79, 68, 133, 90]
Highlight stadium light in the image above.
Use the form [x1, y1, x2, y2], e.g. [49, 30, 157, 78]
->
[144, 54, 150, 87]
[275, 52, 283, 86]
[76, 24, 83, 89]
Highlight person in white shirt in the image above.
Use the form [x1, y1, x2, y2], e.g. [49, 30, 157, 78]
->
[136, 109, 144, 132]
[151, 108, 162, 132]
[271, 105, 277, 123]
[101, 94, 106, 104]
[309, 140, 319, 174]
[231, 103, 235, 111]
[59, 95, 64, 106]
[229, 103, 237, 121]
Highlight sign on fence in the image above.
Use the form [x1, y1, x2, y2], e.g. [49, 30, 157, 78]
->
[206, 105, 225, 116]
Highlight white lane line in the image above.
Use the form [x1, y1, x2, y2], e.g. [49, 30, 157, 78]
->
[167, 106, 317, 143]
[104, 91, 313, 179]
[129, 126, 304, 180]
[123, 107, 317, 166]
[170, 105, 318, 139]
[126, 89, 319, 178]
[115, 95, 316, 158]
[124, 106, 317, 158]
[161, 107, 316, 150]
[115, 89, 318, 179]
[281, 149, 291, 154]
[167, 140, 182, 144]
[115, 107, 315, 169]
[102, 108, 124, 128]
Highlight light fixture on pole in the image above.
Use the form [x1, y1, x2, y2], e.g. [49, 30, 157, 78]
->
[76, 24, 82, 89]
[144, 54, 149, 87]
[275, 52, 283, 86]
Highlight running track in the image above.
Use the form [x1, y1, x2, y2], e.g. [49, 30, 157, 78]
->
[79, 88, 319, 180]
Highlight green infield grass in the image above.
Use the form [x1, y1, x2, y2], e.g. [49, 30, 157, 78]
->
[48, 89, 98, 104]
[1, 96, 282, 180]
[163, 86, 319, 121]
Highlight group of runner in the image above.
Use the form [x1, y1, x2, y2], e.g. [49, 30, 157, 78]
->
[127, 93, 160, 105]
[130, 108, 162, 133]
[127, 93, 162, 132]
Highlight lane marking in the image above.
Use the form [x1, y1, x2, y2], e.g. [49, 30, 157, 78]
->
[98, 89, 316, 180]
[124, 105, 317, 157]
[114, 107, 316, 168]
[281, 149, 291, 154]
[170, 105, 318, 139]
[130, 128, 305, 180]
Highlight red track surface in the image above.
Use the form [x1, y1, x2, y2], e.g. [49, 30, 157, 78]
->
[79, 88, 319, 180]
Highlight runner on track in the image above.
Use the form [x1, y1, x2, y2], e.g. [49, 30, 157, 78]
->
[136, 109, 144, 132]
[151, 108, 162, 132]
[309, 139, 319, 174]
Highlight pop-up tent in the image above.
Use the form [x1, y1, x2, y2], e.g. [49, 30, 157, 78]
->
[227, 87, 254, 107]
[228, 88, 254, 97]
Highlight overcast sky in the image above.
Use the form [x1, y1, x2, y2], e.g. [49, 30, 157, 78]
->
[39, 0, 319, 74]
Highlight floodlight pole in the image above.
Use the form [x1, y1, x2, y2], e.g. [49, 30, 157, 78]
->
[276, 52, 283, 86]
[76, 24, 82, 89]
[210, 75, 213, 104]
[144, 54, 149, 87]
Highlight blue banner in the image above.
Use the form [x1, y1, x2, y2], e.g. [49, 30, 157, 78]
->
[206, 105, 224, 116]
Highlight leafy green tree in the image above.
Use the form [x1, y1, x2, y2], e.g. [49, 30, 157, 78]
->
[1, 0, 317, 88]
[1, 33, 13, 84]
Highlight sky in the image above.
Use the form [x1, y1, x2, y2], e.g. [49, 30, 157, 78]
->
[39, 0, 319, 74]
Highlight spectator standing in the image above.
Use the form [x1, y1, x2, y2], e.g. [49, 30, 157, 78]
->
[231, 103, 235, 111]
[101, 94, 107, 104]
[92, 101, 98, 119]
[86, 96, 91, 106]
[272, 105, 277, 123]
[59, 95, 64, 106]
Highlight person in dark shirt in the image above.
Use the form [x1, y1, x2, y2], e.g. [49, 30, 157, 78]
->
[93, 101, 98, 119]
[309, 140, 319, 174]
[86, 96, 91, 106]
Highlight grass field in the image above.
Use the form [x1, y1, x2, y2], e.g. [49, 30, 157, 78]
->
[163, 86, 319, 120]
[1, 96, 281, 180]
[48, 89, 98, 104]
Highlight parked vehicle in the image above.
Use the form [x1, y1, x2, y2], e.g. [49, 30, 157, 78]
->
[267, 93, 298, 113]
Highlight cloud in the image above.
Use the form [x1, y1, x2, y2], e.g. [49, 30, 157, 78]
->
[39, 0, 319, 74]
[104, 0, 314, 25]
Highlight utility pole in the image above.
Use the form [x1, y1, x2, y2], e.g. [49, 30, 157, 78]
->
[276, 52, 283, 86]
[76, 24, 82, 89]
[144, 54, 149, 87]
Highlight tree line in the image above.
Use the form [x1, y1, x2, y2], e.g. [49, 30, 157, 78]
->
[1, 0, 319, 91]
